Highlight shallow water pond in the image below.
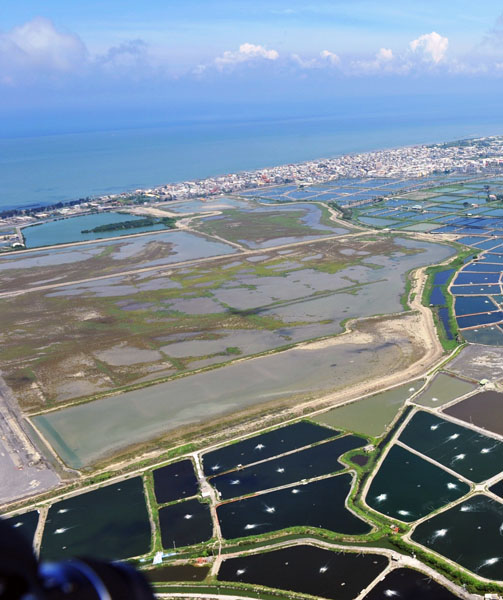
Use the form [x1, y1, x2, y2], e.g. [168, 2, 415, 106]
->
[412, 372, 476, 408]
[218, 545, 388, 600]
[40, 477, 151, 561]
[365, 445, 469, 522]
[399, 411, 503, 483]
[411, 495, 503, 580]
[210, 435, 365, 500]
[443, 390, 503, 436]
[217, 473, 370, 539]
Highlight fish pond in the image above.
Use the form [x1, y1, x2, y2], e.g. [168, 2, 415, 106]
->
[365, 445, 469, 522]
[158, 498, 213, 549]
[217, 473, 371, 539]
[313, 380, 424, 437]
[22, 212, 173, 248]
[363, 568, 462, 599]
[153, 459, 199, 504]
[411, 495, 503, 580]
[40, 477, 151, 561]
[5, 511, 39, 546]
[399, 411, 503, 482]
[490, 479, 503, 499]
[443, 390, 503, 436]
[203, 421, 336, 477]
[145, 564, 210, 583]
[411, 372, 476, 408]
[218, 545, 388, 600]
[210, 435, 366, 500]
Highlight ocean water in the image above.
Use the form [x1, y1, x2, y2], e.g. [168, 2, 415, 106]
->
[2, 106, 503, 212]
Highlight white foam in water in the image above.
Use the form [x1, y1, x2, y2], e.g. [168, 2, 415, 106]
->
[244, 524, 258, 530]
[319, 565, 328, 573]
[499, 522, 503, 536]
[264, 505, 276, 514]
[451, 453, 466, 462]
[376, 493, 387, 503]
[236, 569, 246, 576]
[479, 557, 500, 570]
[184, 514, 193, 520]
[460, 504, 473, 512]
[398, 510, 410, 516]
[276, 467, 285, 473]
[384, 590, 399, 597]
[57, 509, 69, 514]
[431, 528, 448, 542]
[447, 482, 457, 490]
[211, 464, 220, 471]
[447, 433, 460, 441]
[430, 424, 439, 431]
[230, 480, 240, 485]
[432, 397, 439, 402]
[408, 387, 415, 392]
[54, 528, 68, 535]
[291, 488, 300, 494]
[255, 444, 265, 451]
[13, 522, 22, 528]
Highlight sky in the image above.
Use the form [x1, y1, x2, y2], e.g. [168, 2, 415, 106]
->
[2, 1, 503, 133]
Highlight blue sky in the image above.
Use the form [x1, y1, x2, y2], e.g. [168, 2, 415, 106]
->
[2, 1, 503, 130]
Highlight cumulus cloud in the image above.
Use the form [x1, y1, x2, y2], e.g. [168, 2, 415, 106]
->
[376, 47, 393, 62]
[0, 17, 87, 78]
[214, 43, 279, 68]
[410, 31, 448, 63]
[320, 50, 340, 65]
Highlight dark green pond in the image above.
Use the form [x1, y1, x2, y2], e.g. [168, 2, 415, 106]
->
[411, 495, 503, 580]
[490, 478, 503, 499]
[153, 459, 199, 504]
[366, 445, 469, 522]
[4, 511, 39, 547]
[145, 564, 210, 582]
[40, 477, 151, 561]
[399, 411, 503, 483]
[211, 435, 365, 500]
[363, 568, 461, 599]
[158, 499, 213, 549]
[202, 421, 336, 476]
[218, 544, 388, 600]
[217, 473, 370, 540]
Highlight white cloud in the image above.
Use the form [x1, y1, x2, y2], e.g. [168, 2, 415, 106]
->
[320, 50, 340, 65]
[214, 43, 279, 68]
[410, 31, 448, 63]
[0, 17, 87, 75]
[377, 48, 393, 62]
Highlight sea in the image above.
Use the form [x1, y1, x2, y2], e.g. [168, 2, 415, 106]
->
[2, 99, 503, 212]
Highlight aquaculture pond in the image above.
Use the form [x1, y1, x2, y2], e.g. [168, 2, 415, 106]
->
[145, 564, 210, 583]
[433, 269, 455, 286]
[365, 445, 469, 522]
[454, 296, 499, 316]
[399, 411, 503, 483]
[5, 511, 39, 546]
[218, 545, 388, 600]
[437, 308, 454, 339]
[313, 380, 424, 437]
[153, 459, 199, 504]
[217, 473, 370, 539]
[443, 390, 503, 436]
[411, 495, 503, 580]
[202, 421, 336, 476]
[363, 568, 462, 599]
[22, 212, 172, 248]
[210, 435, 366, 500]
[158, 498, 213, 549]
[429, 287, 447, 306]
[490, 479, 503, 499]
[412, 372, 476, 408]
[457, 310, 503, 329]
[40, 477, 151, 561]
[462, 325, 503, 345]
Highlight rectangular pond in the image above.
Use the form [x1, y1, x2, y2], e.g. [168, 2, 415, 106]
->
[443, 390, 503, 436]
[412, 372, 476, 407]
[363, 568, 462, 600]
[411, 495, 503, 581]
[313, 380, 424, 438]
[5, 511, 39, 547]
[158, 498, 213, 549]
[218, 545, 388, 600]
[216, 473, 370, 539]
[40, 477, 151, 561]
[399, 411, 503, 483]
[454, 296, 498, 316]
[202, 421, 336, 476]
[365, 445, 469, 522]
[153, 459, 199, 504]
[210, 435, 365, 500]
